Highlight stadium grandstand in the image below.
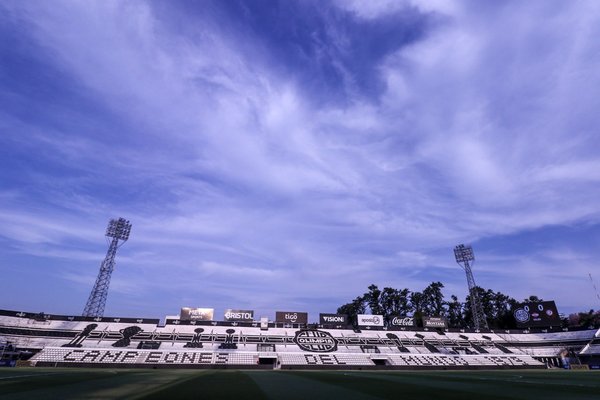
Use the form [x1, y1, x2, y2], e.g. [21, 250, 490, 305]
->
[1, 309, 598, 370]
[2, 228, 597, 372]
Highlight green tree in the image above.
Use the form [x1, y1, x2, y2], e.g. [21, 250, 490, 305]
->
[380, 287, 411, 325]
[463, 287, 519, 329]
[336, 296, 366, 325]
[337, 285, 558, 329]
[364, 284, 384, 316]
[422, 281, 446, 316]
[490, 291, 518, 329]
[410, 291, 425, 327]
[446, 295, 465, 328]
[410, 291, 424, 314]
[574, 309, 600, 328]
[463, 286, 490, 329]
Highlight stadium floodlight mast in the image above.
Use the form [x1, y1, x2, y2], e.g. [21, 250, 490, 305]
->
[82, 218, 132, 318]
[454, 244, 489, 330]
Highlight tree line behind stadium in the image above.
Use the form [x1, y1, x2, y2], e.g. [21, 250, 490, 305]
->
[335, 282, 600, 329]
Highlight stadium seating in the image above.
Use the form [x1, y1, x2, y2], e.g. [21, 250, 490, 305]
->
[579, 344, 600, 355]
[279, 353, 374, 367]
[2, 309, 597, 370]
[32, 347, 261, 367]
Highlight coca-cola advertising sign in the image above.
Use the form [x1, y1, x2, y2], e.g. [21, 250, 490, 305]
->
[390, 316, 415, 327]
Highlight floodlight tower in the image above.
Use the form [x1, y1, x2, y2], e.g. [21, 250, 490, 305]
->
[82, 217, 132, 317]
[454, 244, 488, 330]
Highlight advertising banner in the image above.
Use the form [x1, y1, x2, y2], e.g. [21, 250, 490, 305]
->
[357, 314, 384, 327]
[423, 316, 448, 328]
[319, 313, 348, 325]
[260, 317, 269, 330]
[223, 309, 254, 322]
[180, 307, 214, 321]
[275, 311, 308, 324]
[0, 309, 159, 325]
[389, 315, 416, 327]
[513, 301, 561, 328]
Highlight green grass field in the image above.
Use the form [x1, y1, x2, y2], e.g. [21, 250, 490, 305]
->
[0, 368, 599, 400]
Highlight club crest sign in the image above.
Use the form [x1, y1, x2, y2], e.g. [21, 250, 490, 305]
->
[294, 330, 337, 353]
[512, 301, 561, 328]
[513, 308, 530, 324]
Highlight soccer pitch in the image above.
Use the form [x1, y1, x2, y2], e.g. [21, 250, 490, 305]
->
[0, 368, 599, 399]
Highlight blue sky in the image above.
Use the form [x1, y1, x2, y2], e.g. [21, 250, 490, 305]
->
[1, 0, 600, 320]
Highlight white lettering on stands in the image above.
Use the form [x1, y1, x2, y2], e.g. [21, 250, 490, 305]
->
[297, 337, 335, 345]
[61, 350, 230, 364]
[303, 354, 347, 365]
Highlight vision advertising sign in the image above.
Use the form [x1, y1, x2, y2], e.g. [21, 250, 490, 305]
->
[319, 313, 348, 325]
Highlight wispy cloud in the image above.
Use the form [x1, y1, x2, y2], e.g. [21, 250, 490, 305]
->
[0, 0, 599, 318]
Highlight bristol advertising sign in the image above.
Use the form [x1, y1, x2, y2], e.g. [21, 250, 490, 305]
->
[223, 309, 254, 322]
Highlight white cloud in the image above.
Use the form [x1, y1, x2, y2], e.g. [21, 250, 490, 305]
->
[334, 0, 460, 20]
[1, 0, 600, 317]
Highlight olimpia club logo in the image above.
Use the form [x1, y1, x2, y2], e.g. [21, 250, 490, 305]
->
[514, 308, 530, 323]
[294, 330, 337, 353]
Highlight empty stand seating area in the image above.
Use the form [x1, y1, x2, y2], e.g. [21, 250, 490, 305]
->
[31, 348, 545, 369]
[1, 309, 598, 370]
[279, 353, 373, 368]
[387, 354, 540, 368]
[33, 348, 261, 368]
